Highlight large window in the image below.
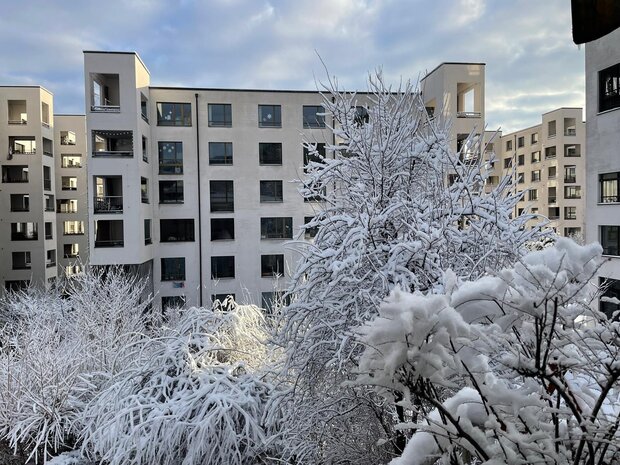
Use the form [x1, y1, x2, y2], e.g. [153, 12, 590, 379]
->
[11, 222, 37, 241]
[210, 181, 234, 212]
[564, 186, 581, 199]
[600, 172, 620, 203]
[158, 142, 183, 174]
[599, 63, 620, 112]
[601, 226, 620, 256]
[159, 180, 184, 204]
[157, 103, 192, 126]
[211, 256, 235, 279]
[63, 221, 85, 235]
[261, 254, 284, 277]
[160, 219, 195, 242]
[258, 105, 281, 127]
[303, 105, 325, 128]
[260, 180, 283, 202]
[208, 104, 232, 127]
[10, 194, 29, 212]
[259, 143, 282, 165]
[12, 251, 31, 270]
[161, 257, 186, 281]
[211, 218, 234, 240]
[209, 142, 233, 165]
[94, 219, 124, 247]
[261, 217, 292, 239]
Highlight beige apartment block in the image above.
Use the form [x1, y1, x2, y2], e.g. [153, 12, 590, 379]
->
[492, 108, 586, 238]
[0, 87, 59, 293]
[585, 26, 620, 315]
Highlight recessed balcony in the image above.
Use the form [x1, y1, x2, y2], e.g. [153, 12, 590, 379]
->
[92, 130, 133, 157]
[2, 166, 29, 183]
[94, 219, 124, 248]
[90, 73, 120, 112]
[8, 100, 27, 125]
[93, 175, 123, 213]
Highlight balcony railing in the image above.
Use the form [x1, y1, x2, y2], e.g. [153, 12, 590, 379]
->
[548, 197, 557, 204]
[456, 111, 482, 118]
[11, 233, 38, 241]
[4, 176, 28, 183]
[601, 195, 619, 203]
[94, 239, 124, 248]
[94, 196, 123, 213]
[11, 206, 29, 212]
[45, 204, 54, 212]
[564, 176, 576, 183]
[8, 119, 27, 125]
[43, 150, 53, 157]
[565, 128, 576, 136]
[64, 230, 84, 235]
[548, 215, 560, 220]
[93, 150, 133, 158]
[64, 252, 79, 259]
[91, 104, 120, 113]
[46, 261, 56, 268]
[58, 206, 78, 213]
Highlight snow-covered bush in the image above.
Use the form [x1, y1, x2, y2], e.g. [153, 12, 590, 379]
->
[80, 303, 280, 465]
[0, 267, 152, 463]
[275, 71, 547, 463]
[357, 239, 620, 465]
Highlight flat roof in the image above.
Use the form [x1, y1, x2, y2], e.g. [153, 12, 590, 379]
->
[421, 62, 486, 81]
[83, 50, 150, 75]
[541, 106, 583, 116]
[0, 85, 53, 95]
[149, 86, 327, 94]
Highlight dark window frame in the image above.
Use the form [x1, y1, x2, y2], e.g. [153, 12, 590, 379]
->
[160, 219, 195, 242]
[156, 102, 192, 127]
[599, 63, 620, 113]
[159, 180, 184, 204]
[600, 172, 620, 203]
[260, 180, 283, 203]
[601, 226, 620, 256]
[158, 141, 183, 174]
[258, 104, 282, 128]
[261, 217, 293, 239]
[161, 257, 186, 281]
[211, 218, 235, 241]
[211, 256, 235, 279]
[210, 180, 234, 212]
[208, 142, 233, 165]
[303, 105, 326, 128]
[208, 103, 232, 127]
[259, 142, 282, 165]
[261, 254, 285, 277]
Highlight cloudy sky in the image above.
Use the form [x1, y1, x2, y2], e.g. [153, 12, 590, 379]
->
[0, 0, 583, 133]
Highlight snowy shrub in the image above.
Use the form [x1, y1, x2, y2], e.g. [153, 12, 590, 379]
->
[357, 239, 620, 465]
[276, 70, 547, 463]
[0, 267, 152, 463]
[80, 303, 280, 465]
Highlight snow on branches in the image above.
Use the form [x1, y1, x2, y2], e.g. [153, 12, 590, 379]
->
[357, 239, 620, 465]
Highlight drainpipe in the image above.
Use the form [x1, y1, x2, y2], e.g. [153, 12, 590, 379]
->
[195, 93, 203, 307]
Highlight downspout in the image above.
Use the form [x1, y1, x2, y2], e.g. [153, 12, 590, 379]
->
[195, 93, 203, 307]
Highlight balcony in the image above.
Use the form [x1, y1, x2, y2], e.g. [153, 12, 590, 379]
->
[94, 219, 124, 248]
[8, 100, 27, 125]
[57, 199, 78, 214]
[456, 111, 482, 118]
[2, 166, 28, 183]
[94, 196, 123, 213]
[61, 154, 82, 168]
[11, 223, 38, 241]
[63, 221, 85, 235]
[90, 73, 120, 112]
[10, 194, 29, 212]
[92, 130, 133, 157]
[9, 137, 36, 157]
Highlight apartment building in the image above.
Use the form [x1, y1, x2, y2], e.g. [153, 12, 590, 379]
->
[585, 26, 620, 316]
[494, 108, 586, 237]
[0, 87, 88, 294]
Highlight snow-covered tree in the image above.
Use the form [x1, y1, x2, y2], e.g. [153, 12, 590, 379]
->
[0, 267, 152, 463]
[80, 303, 281, 465]
[357, 239, 620, 465]
[275, 71, 547, 462]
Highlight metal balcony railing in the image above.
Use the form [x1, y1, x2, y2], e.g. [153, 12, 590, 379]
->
[456, 111, 482, 118]
[91, 103, 120, 112]
[94, 239, 124, 248]
[94, 196, 123, 213]
[8, 119, 27, 125]
[565, 128, 576, 136]
[92, 150, 133, 157]
[564, 176, 576, 183]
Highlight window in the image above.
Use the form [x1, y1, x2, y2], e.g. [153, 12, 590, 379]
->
[599, 277, 620, 318]
[548, 187, 557, 204]
[531, 133, 539, 144]
[211, 256, 235, 279]
[505, 140, 513, 151]
[10, 136, 36, 154]
[261, 217, 293, 239]
[548, 120, 556, 138]
[162, 296, 186, 310]
[144, 219, 152, 245]
[2, 165, 28, 182]
[5, 280, 30, 292]
[259, 142, 282, 165]
[548, 207, 560, 219]
[161, 257, 186, 281]
[61, 154, 82, 168]
[545, 146, 556, 159]
[212, 294, 235, 303]
[10, 194, 29, 212]
[548, 166, 557, 179]
[565, 144, 581, 157]
[160, 219, 195, 242]
[43, 166, 52, 191]
[517, 136, 524, 148]
[531, 170, 541, 182]
[528, 189, 538, 201]
[517, 154, 525, 166]
[564, 165, 576, 183]
[142, 136, 148, 162]
[157, 102, 191, 126]
[158, 142, 183, 174]
[564, 186, 582, 199]
[261, 254, 284, 277]
[531, 151, 541, 163]
[601, 226, 620, 255]
[45, 222, 53, 240]
[600, 172, 620, 203]
[211, 218, 235, 240]
[159, 180, 184, 204]
[208, 104, 232, 127]
[94, 220, 124, 247]
[46, 250, 56, 268]
[92, 130, 133, 157]
[564, 206, 577, 220]
[43, 137, 53, 157]
[64, 243, 79, 258]
[12, 252, 31, 270]
[209, 142, 233, 165]
[303, 105, 325, 128]
[599, 63, 620, 112]
[517, 172, 525, 184]
[304, 216, 318, 239]
[62, 176, 77, 191]
[141, 177, 149, 203]
[564, 227, 581, 238]
[141, 93, 148, 123]
[261, 291, 291, 313]
[210, 180, 234, 212]
[258, 105, 281, 127]
[503, 158, 512, 169]
[11, 222, 37, 240]
[63, 221, 85, 235]
[260, 180, 283, 202]
[303, 143, 326, 172]
[354, 106, 369, 126]
[8, 100, 27, 125]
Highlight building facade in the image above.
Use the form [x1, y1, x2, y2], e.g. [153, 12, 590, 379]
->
[494, 107, 586, 237]
[585, 26, 620, 315]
